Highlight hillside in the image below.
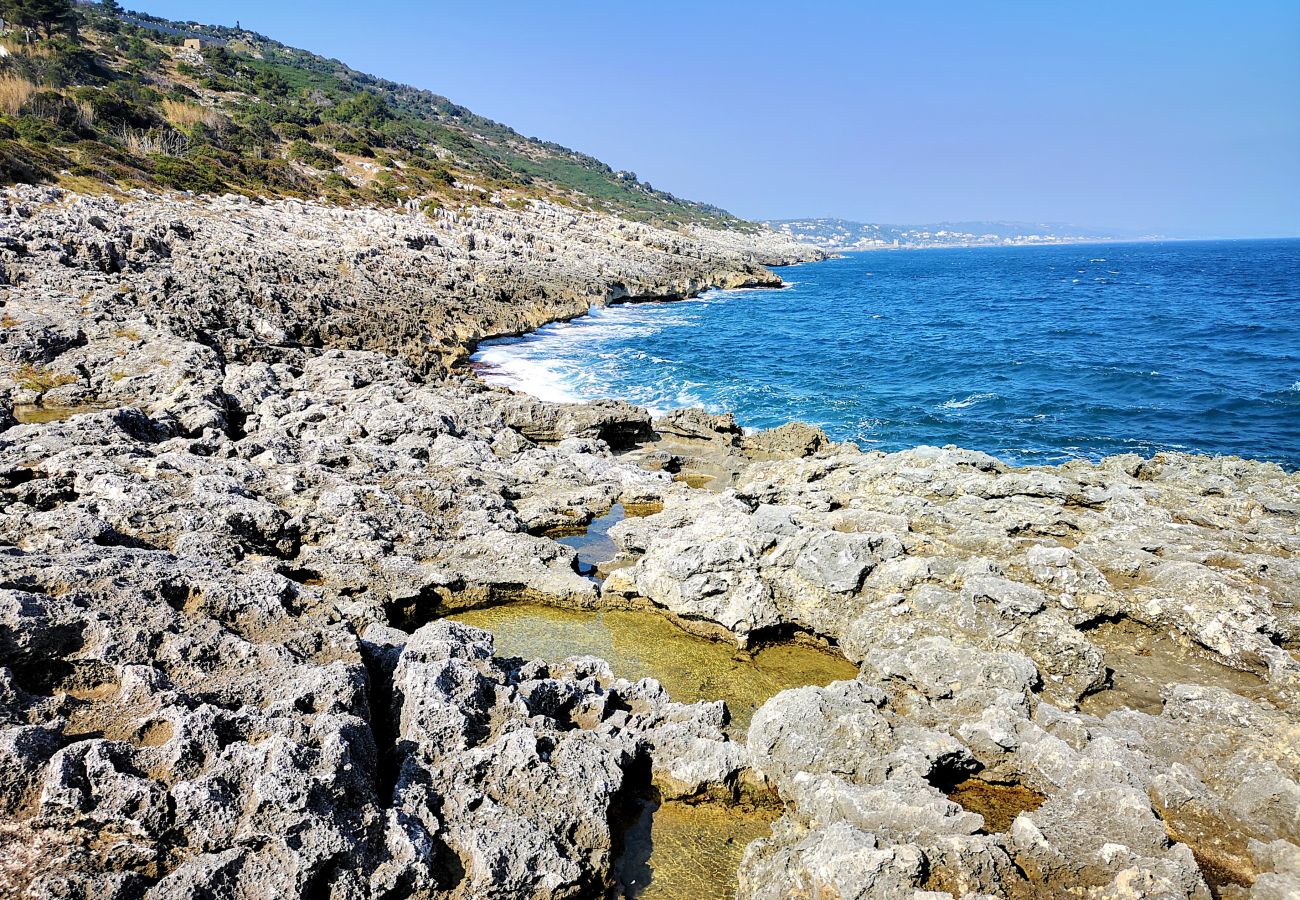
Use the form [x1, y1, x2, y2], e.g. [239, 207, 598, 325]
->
[767, 217, 1144, 250]
[0, 1, 746, 227]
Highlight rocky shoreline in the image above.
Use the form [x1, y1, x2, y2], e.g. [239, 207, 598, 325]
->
[1, 186, 1297, 899]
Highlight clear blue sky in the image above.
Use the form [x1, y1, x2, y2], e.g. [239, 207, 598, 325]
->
[136, 1, 1299, 237]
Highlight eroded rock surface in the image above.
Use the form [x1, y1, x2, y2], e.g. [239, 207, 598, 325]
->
[608, 421, 1300, 898]
[1, 185, 1297, 898]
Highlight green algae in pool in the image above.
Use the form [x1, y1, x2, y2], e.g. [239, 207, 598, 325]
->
[615, 796, 779, 899]
[448, 602, 858, 732]
[12, 403, 114, 424]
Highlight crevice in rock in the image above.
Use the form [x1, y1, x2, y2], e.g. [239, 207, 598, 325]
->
[223, 394, 249, 442]
[747, 621, 845, 656]
[609, 751, 657, 897]
[611, 754, 785, 900]
[358, 637, 403, 807]
[385, 581, 590, 631]
[91, 529, 159, 551]
[924, 755, 985, 796]
[0, 467, 37, 488]
[1076, 611, 1126, 631]
[279, 566, 325, 587]
[10, 658, 117, 702]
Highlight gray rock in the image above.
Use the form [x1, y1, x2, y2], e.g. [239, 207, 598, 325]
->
[2, 182, 1296, 898]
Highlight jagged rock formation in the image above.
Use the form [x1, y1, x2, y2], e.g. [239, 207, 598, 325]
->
[0, 185, 1297, 899]
[0, 186, 816, 379]
[610, 424, 1300, 898]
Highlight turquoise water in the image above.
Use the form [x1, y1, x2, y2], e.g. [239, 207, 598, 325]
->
[474, 240, 1300, 467]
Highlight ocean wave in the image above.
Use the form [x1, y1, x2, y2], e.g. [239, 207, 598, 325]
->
[940, 392, 999, 410]
[470, 242, 1298, 468]
[471, 348, 583, 403]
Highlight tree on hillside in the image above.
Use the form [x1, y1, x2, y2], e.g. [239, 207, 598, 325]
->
[1, 0, 78, 39]
[331, 92, 390, 130]
[101, 0, 123, 15]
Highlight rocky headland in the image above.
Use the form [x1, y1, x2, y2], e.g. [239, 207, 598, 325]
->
[1, 185, 1297, 900]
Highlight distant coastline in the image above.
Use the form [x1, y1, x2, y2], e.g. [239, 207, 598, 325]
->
[765, 217, 1162, 252]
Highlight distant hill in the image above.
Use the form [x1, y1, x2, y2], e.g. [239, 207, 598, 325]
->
[0, 1, 745, 227]
[765, 218, 1152, 251]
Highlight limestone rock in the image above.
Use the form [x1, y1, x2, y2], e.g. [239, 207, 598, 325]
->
[2, 183, 1296, 898]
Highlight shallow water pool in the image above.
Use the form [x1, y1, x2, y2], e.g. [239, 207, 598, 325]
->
[448, 602, 858, 733]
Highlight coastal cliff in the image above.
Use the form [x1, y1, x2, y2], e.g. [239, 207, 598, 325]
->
[1, 184, 1297, 900]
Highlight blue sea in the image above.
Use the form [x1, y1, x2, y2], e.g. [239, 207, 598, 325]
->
[474, 240, 1300, 468]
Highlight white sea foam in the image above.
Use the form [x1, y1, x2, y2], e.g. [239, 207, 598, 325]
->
[473, 347, 584, 403]
[940, 392, 999, 410]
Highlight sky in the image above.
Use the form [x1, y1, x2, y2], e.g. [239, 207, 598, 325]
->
[135, 1, 1300, 237]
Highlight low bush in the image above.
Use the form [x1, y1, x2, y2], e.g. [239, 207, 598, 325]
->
[287, 138, 338, 169]
[151, 154, 226, 193]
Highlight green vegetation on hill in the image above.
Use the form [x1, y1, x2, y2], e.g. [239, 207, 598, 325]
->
[0, 0, 747, 227]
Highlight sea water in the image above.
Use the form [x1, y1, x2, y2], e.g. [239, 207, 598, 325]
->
[474, 240, 1300, 467]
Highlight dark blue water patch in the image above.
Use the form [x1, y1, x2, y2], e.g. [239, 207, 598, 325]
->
[473, 240, 1300, 468]
[555, 503, 624, 579]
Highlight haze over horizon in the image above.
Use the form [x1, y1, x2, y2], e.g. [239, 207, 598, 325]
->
[138, 0, 1300, 238]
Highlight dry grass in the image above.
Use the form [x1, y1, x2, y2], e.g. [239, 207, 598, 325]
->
[162, 99, 222, 130]
[113, 124, 188, 157]
[12, 364, 78, 394]
[74, 98, 96, 127]
[0, 38, 58, 59]
[0, 75, 36, 116]
[54, 173, 132, 200]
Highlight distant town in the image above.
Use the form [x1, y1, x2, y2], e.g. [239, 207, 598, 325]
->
[766, 218, 1153, 251]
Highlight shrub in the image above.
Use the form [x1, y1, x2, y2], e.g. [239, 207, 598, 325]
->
[0, 136, 60, 183]
[151, 155, 225, 193]
[272, 122, 309, 141]
[200, 73, 240, 93]
[286, 138, 338, 169]
[18, 91, 86, 140]
[333, 138, 373, 157]
[68, 139, 142, 183]
[13, 364, 77, 393]
[13, 114, 58, 142]
[329, 92, 389, 129]
[199, 45, 237, 76]
[115, 125, 187, 157]
[74, 82, 158, 129]
[252, 67, 289, 97]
